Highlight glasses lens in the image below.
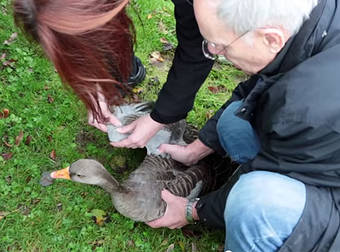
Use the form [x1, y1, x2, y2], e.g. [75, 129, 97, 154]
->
[202, 40, 217, 60]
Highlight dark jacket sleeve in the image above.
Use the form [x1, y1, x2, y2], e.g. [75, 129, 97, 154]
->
[150, 0, 214, 124]
[198, 77, 257, 155]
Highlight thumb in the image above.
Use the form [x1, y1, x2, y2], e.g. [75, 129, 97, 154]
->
[161, 189, 175, 202]
[158, 144, 178, 155]
[107, 114, 122, 127]
[116, 122, 136, 134]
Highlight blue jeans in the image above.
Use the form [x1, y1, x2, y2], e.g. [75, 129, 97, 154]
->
[216, 100, 260, 164]
[217, 102, 306, 251]
[224, 171, 306, 252]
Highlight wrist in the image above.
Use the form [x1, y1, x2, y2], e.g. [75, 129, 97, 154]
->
[188, 139, 214, 162]
[185, 198, 200, 224]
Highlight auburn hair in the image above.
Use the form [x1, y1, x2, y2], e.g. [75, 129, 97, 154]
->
[13, 0, 134, 122]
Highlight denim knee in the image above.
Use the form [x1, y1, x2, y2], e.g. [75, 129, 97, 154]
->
[216, 100, 260, 164]
[224, 171, 306, 252]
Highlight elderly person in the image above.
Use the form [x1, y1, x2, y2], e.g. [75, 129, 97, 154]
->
[148, 0, 340, 251]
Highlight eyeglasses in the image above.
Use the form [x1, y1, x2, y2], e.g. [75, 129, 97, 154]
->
[202, 31, 249, 60]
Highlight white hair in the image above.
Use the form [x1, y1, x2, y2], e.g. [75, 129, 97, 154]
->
[217, 0, 319, 35]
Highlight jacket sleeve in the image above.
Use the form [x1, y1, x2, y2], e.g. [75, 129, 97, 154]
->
[150, 0, 214, 124]
[198, 77, 257, 155]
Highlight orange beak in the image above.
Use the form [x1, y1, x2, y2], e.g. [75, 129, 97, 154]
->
[50, 166, 71, 180]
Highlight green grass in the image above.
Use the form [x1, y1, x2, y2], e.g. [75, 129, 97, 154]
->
[0, 0, 243, 251]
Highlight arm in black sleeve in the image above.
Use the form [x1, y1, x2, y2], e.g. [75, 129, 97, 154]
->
[150, 0, 214, 124]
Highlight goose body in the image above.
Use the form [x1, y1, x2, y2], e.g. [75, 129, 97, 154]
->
[107, 102, 187, 155]
[48, 156, 214, 222]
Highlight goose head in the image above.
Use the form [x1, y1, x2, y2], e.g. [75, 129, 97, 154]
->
[50, 159, 120, 190]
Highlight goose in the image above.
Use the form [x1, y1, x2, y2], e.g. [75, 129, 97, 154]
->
[40, 102, 233, 222]
[41, 155, 216, 222]
[107, 102, 187, 156]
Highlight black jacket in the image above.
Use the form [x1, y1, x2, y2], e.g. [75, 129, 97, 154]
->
[196, 0, 340, 251]
[153, 0, 340, 251]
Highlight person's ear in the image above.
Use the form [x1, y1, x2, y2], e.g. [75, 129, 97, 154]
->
[258, 27, 286, 54]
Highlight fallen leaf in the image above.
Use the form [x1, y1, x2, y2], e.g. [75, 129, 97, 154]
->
[132, 87, 143, 94]
[149, 51, 165, 67]
[50, 149, 56, 161]
[47, 135, 53, 142]
[148, 76, 160, 86]
[25, 135, 32, 145]
[166, 244, 175, 252]
[2, 152, 13, 160]
[150, 51, 164, 62]
[15, 131, 24, 146]
[47, 95, 54, 103]
[126, 240, 135, 248]
[0, 211, 9, 221]
[160, 37, 169, 44]
[3, 32, 18, 45]
[3, 109, 9, 118]
[158, 21, 168, 34]
[91, 239, 105, 250]
[2, 59, 16, 67]
[0, 53, 6, 60]
[147, 14, 152, 19]
[31, 199, 41, 205]
[25, 175, 32, 183]
[90, 209, 109, 226]
[3, 141, 12, 148]
[56, 203, 63, 211]
[207, 86, 219, 94]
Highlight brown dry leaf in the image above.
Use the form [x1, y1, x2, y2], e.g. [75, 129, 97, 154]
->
[166, 244, 175, 252]
[47, 95, 54, 103]
[147, 13, 152, 19]
[47, 135, 53, 142]
[3, 141, 12, 148]
[160, 37, 169, 44]
[3, 32, 18, 45]
[15, 131, 24, 146]
[158, 21, 168, 34]
[0, 211, 9, 221]
[0, 53, 6, 60]
[25, 135, 32, 145]
[2, 59, 16, 67]
[207, 86, 219, 94]
[126, 240, 135, 248]
[2, 152, 13, 160]
[50, 149, 56, 161]
[3, 108, 9, 118]
[150, 51, 164, 62]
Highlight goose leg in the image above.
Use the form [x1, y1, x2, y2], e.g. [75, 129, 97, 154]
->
[186, 180, 203, 200]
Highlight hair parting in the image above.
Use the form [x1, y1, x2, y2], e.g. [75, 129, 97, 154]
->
[13, 0, 135, 122]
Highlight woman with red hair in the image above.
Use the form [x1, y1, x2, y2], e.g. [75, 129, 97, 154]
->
[13, 0, 213, 145]
[13, 0, 141, 131]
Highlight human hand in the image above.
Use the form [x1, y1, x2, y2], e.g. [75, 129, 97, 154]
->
[110, 114, 164, 149]
[87, 92, 122, 133]
[147, 190, 189, 229]
[158, 139, 214, 165]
